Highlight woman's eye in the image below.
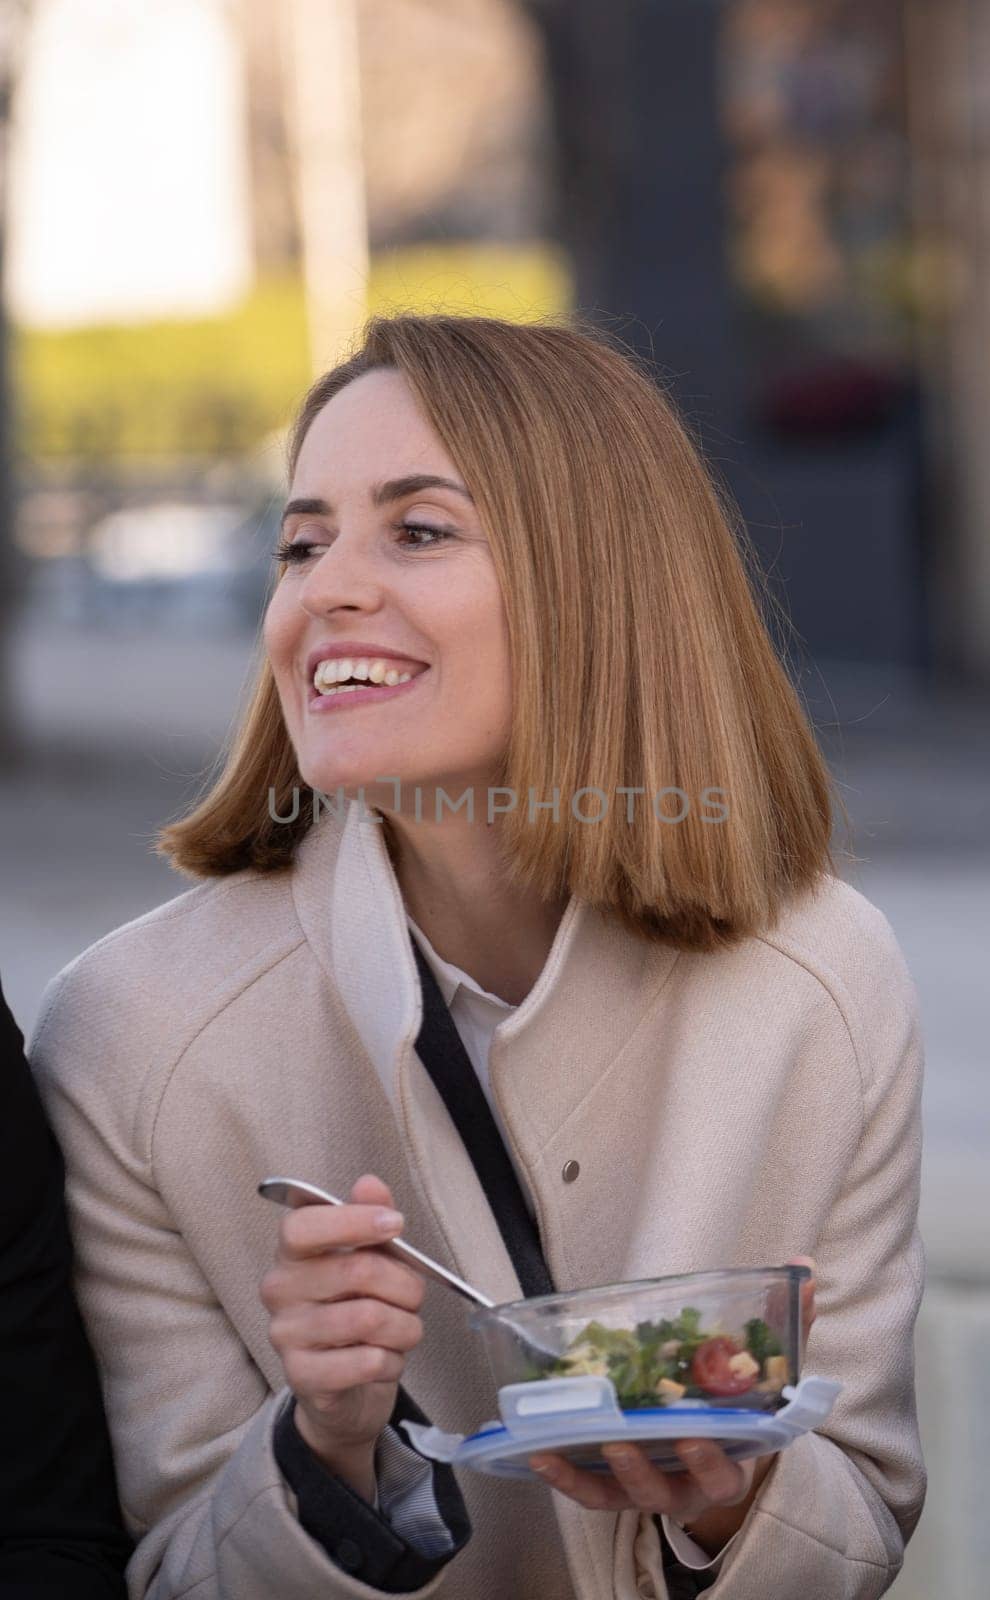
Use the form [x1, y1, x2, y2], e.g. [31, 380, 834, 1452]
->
[273, 521, 452, 565]
[399, 521, 452, 548]
[273, 539, 319, 565]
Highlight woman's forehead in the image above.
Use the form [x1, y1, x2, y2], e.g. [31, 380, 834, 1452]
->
[292, 371, 457, 492]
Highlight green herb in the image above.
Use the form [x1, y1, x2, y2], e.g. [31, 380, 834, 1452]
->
[743, 1318, 782, 1365]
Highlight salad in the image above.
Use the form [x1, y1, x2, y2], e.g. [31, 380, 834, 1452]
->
[540, 1307, 791, 1410]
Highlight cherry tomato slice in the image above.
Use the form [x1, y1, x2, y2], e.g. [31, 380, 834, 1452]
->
[690, 1336, 757, 1397]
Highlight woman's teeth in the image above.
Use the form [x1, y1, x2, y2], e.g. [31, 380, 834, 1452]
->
[313, 657, 415, 695]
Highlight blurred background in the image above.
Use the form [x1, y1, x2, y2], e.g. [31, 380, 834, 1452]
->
[0, 2, 986, 1592]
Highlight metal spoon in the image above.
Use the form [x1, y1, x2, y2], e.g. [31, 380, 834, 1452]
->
[258, 1176, 497, 1309]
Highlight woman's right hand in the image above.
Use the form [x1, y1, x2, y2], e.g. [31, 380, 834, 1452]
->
[260, 1174, 425, 1493]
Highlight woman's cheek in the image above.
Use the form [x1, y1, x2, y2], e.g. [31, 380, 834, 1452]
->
[263, 596, 297, 682]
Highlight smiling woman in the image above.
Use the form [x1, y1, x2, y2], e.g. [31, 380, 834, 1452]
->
[31, 314, 925, 1600]
[157, 312, 835, 955]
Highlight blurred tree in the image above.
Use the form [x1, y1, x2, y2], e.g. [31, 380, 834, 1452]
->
[0, 0, 33, 764]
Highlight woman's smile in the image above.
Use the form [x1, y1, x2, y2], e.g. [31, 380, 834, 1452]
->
[304, 641, 432, 715]
[307, 668, 429, 714]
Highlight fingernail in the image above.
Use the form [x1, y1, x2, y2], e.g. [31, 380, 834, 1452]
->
[530, 1458, 557, 1477]
[605, 1449, 633, 1470]
[375, 1209, 404, 1233]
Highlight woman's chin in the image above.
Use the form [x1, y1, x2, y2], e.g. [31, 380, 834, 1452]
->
[298, 757, 493, 815]
[302, 771, 406, 808]
[297, 738, 417, 803]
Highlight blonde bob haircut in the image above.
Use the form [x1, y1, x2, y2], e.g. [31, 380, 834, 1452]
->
[158, 312, 837, 953]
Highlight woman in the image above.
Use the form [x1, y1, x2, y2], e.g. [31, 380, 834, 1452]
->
[31, 313, 925, 1600]
[1, 976, 131, 1597]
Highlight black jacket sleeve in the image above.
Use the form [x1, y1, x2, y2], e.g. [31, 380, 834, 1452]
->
[274, 1387, 471, 1591]
[0, 978, 132, 1599]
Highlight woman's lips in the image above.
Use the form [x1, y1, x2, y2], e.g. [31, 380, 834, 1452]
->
[307, 670, 427, 713]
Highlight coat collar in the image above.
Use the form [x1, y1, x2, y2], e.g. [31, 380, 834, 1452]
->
[293, 798, 419, 1105]
[291, 797, 680, 1138]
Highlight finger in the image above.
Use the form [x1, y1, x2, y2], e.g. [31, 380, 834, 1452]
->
[271, 1298, 424, 1355]
[786, 1254, 816, 1281]
[600, 1444, 683, 1515]
[262, 1247, 426, 1315]
[284, 1342, 406, 1399]
[276, 1198, 404, 1261]
[315, 1248, 426, 1311]
[528, 1453, 629, 1512]
[674, 1440, 752, 1508]
[350, 1174, 398, 1210]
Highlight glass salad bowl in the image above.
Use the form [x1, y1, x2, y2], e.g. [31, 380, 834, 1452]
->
[469, 1265, 811, 1415]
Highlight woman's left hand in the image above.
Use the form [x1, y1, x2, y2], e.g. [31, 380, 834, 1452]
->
[528, 1435, 763, 1519]
[528, 1256, 816, 1527]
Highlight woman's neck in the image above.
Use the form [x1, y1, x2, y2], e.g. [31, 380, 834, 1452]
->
[381, 811, 568, 1006]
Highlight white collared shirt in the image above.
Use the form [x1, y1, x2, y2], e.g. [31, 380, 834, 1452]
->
[401, 914, 737, 1575]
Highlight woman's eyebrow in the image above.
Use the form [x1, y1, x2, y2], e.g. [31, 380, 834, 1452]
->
[373, 473, 474, 507]
[280, 475, 474, 528]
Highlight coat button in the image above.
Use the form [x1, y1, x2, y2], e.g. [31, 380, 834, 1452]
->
[335, 1539, 364, 1572]
[562, 1159, 580, 1183]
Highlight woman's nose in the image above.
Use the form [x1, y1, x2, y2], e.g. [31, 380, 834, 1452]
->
[298, 533, 382, 617]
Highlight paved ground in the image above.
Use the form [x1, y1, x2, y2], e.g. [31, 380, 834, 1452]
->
[1, 608, 987, 1595]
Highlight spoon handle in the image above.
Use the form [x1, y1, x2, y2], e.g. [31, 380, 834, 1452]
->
[258, 1176, 496, 1310]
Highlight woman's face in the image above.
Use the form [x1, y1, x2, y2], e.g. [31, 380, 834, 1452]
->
[264, 368, 513, 812]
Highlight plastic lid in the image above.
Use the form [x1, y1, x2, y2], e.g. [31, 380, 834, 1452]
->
[400, 1373, 842, 1479]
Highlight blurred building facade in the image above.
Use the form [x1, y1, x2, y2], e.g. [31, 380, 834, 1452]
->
[528, 0, 990, 688]
[717, 0, 990, 687]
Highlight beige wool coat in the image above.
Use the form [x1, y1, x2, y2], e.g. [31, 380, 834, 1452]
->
[29, 798, 926, 1600]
